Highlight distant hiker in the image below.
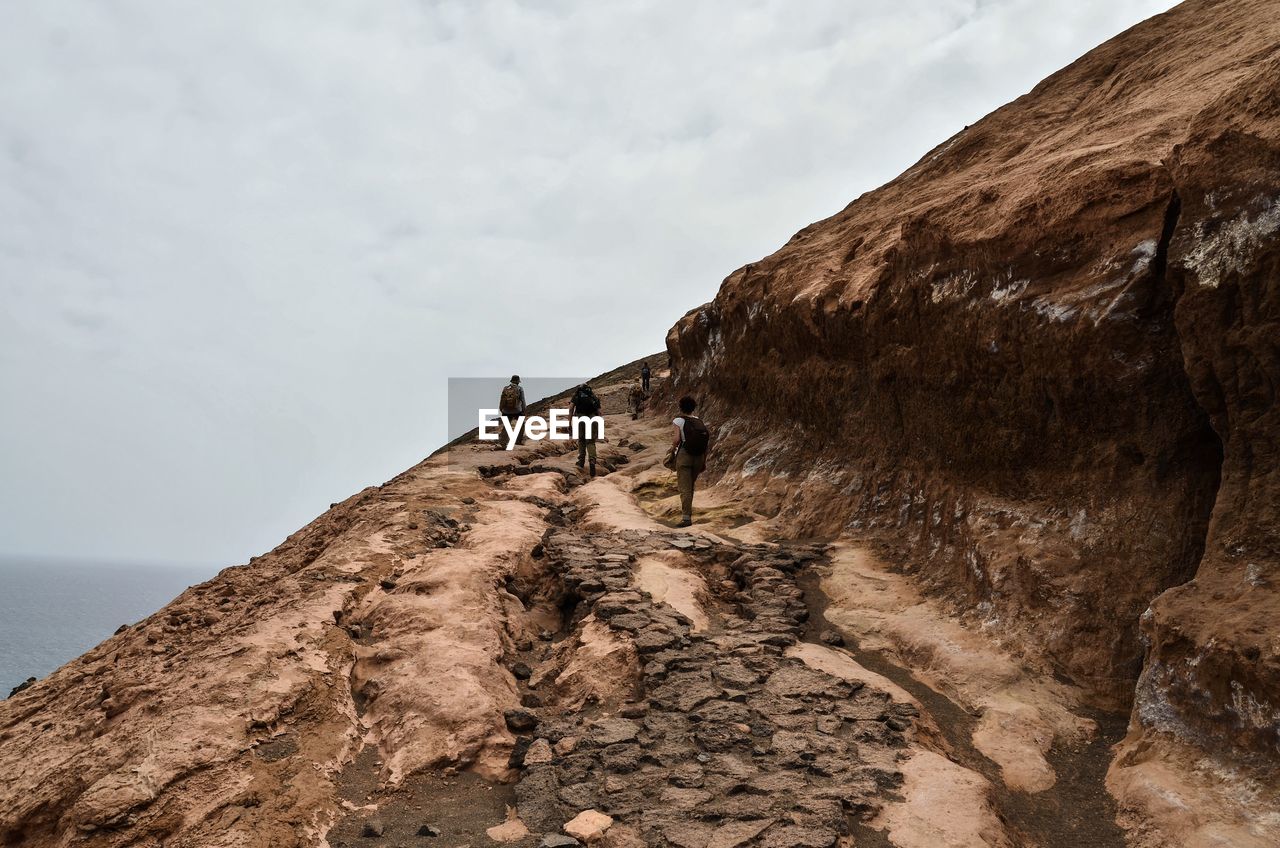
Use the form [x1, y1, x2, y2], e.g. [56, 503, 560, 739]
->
[670, 395, 711, 527]
[628, 382, 646, 420]
[569, 382, 602, 476]
[499, 375, 526, 446]
[640, 361, 651, 393]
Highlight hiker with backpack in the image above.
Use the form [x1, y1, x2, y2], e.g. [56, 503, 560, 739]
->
[568, 383, 602, 476]
[499, 375, 526, 446]
[669, 395, 710, 527]
[640, 362, 651, 394]
[628, 381, 646, 420]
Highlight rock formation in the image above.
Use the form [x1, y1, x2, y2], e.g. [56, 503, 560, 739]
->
[0, 377, 943, 848]
[3, 1, 1278, 846]
[667, 0, 1277, 793]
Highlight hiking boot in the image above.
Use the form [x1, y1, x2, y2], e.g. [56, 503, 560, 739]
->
[575, 459, 584, 469]
[589, 461, 597, 477]
[677, 517, 692, 528]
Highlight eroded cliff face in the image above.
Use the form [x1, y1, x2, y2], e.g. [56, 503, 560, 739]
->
[666, 0, 1277, 770]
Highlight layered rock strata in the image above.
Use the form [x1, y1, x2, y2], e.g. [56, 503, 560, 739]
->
[665, 0, 1279, 776]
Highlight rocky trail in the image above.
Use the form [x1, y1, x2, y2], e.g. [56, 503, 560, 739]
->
[316, 373, 1142, 848]
[5, 2, 1280, 842]
[2, 363, 1272, 848]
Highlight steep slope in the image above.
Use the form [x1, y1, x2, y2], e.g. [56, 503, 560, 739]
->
[665, 0, 1278, 824]
[3, 2, 1277, 846]
[0, 373, 988, 848]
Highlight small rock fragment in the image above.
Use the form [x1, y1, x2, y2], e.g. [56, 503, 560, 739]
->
[7, 677, 36, 698]
[590, 718, 640, 746]
[524, 737, 554, 765]
[487, 816, 531, 843]
[508, 736, 533, 768]
[618, 702, 648, 719]
[564, 809, 613, 842]
[707, 819, 776, 848]
[504, 709, 539, 733]
[885, 715, 912, 732]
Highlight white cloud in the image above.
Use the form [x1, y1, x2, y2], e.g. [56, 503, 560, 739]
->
[0, 0, 1175, 563]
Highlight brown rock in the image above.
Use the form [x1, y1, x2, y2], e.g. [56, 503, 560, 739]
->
[504, 709, 539, 733]
[563, 809, 613, 842]
[663, 0, 1280, 768]
[599, 824, 647, 848]
[553, 736, 580, 757]
[662, 821, 715, 848]
[487, 816, 531, 843]
[588, 718, 640, 746]
[707, 819, 775, 848]
[524, 738, 554, 766]
[756, 825, 837, 848]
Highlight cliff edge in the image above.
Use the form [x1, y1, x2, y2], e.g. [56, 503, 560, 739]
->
[666, 0, 1278, 839]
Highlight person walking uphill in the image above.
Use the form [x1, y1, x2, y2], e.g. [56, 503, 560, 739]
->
[641, 361, 652, 394]
[569, 382, 602, 476]
[670, 395, 710, 527]
[628, 381, 646, 420]
[499, 375, 526, 446]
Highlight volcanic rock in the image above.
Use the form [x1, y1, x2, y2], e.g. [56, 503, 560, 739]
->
[2, 7, 1277, 848]
[504, 709, 539, 733]
[666, 0, 1280, 804]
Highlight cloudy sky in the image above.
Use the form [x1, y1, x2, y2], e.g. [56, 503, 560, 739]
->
[0, 0, 1175, 567]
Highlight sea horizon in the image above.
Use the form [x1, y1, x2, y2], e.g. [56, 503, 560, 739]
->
[0, 556, 220, 697]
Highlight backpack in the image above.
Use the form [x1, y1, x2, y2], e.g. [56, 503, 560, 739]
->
[680, 416, 710, 456]
[572, 386, 600, 416]
[499, 383, 521, 412]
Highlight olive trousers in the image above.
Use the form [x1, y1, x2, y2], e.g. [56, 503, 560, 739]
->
[676, 450, 705, 519]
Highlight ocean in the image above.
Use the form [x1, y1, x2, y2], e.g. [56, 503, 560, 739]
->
[0, 558, 218, 697]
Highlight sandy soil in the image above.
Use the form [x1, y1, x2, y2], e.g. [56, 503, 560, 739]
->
[633, 552, 711, 633]
[819, 544, 1092, 795]
[874, 750, 1013, 848]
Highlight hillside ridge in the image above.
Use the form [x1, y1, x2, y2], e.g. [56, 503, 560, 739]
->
[3, 1, 1279, 845]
